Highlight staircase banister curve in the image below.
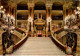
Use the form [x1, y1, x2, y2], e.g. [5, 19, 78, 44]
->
[15, 33, 28, 46]
[13, 32, 28, 50]
[0, 18, 29, 51]
[51, 33, 66, 51]
[13, 27, 29, 51]
[52, 34, 65, 47]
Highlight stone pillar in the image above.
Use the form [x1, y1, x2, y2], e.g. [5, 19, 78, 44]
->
[28, 7, 30, 18]
[15, 5, 17, 26]
[28, 6, 34, 36]
[28, 7, 31, 32]
[13, 8, 16, 26]
[31, 7, 34, 33]
[46, 7, 49, 37]
[50, 7, 52, 32]
[63, 7, 66, 26]
[28, 7, 30, 31]
[46, 6, 52, 37]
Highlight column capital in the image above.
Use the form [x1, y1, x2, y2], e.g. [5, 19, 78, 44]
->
[12, 3, 17, 8]
[46, 0, 52, 3]
[8, 2, 12, 7]
[28, 3, 34, 8]
[46, 4, 52, 9]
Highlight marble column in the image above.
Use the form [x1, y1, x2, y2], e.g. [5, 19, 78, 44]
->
[13, 8, 16, 26]
[28, 7, 30, 18]
[28, 7, 30, 31]
[28, 7, 31, 32]
[50, 7, 52, 32]
[15, 5, 17, 26]
[31, 7, 34, 34]
[28, 7, 34, 36]
[63, 7, 66, 26]
[46, 7, 49, 37]
[46, 7, 52, 37]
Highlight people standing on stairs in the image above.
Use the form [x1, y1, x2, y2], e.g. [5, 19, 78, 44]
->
[72, 33, 77, 52]
[66, 33, 77, 54]
[66, 33, 74, 54]
[2, 29, 14, 55]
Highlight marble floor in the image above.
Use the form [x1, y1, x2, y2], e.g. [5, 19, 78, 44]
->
[10, 37, 67, 56]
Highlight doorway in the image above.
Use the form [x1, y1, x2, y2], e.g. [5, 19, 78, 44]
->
[38, 34, 42, 37]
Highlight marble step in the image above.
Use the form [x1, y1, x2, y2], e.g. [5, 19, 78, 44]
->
[6, 55, 67, 56]
[11, 37, 66, 55]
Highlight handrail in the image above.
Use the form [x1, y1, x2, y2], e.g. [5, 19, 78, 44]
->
[13, 32, 28, 50]
[15, 33, 28, 46]
[1, 18, 29, 51]
[51, 33, 66, 51]
[54, 28, 64, 34]
[52, 34, 65, 47]
[57, 31, 67, 40]
[15, 27, 25, 34]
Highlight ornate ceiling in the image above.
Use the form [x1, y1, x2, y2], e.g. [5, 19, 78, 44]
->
[1, 0, 79, 10]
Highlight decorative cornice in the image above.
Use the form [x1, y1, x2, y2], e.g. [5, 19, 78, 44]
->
[28, 3, 34, 7]
[46, 4, 52, 8]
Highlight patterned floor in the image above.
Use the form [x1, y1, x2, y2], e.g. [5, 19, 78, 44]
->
[10, 37, 67, 56]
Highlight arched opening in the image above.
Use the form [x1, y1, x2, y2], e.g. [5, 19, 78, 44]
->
[17, 1, 28, 28]
[52, 11, 63, 20]
[17, 2, 28, 10]
[52, 2, 63, 22]
[52, 2, 63, 10]
[34, 2, 46, 20]
[34, 2, 46, 10]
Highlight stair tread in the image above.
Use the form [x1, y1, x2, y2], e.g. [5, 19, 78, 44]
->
[11, 37, 66, 55]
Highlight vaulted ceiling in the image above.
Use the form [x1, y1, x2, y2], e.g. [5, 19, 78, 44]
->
[1, 0, 79, 10]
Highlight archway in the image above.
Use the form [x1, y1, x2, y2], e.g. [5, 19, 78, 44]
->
[17, 1, 28, 28]
[52, 2, 63, 10]
[17, 1, 28, 10]
[34, 2, 46, 10]
[52, 2, 63, 26]
[34, 2, 46, 20]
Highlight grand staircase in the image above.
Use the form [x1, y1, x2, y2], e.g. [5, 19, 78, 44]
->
[11, 37, 66, 56]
